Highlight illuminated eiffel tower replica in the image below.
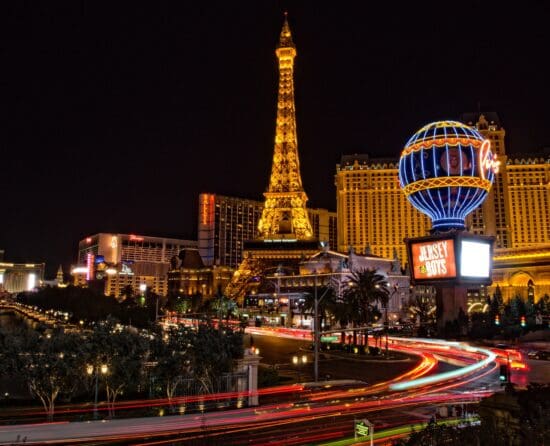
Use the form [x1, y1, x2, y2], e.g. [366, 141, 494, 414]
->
[226, 16, 319, 303]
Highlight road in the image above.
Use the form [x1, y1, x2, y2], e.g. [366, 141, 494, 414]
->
[0, 335, 520, 445]
[246, 332, 421, 385]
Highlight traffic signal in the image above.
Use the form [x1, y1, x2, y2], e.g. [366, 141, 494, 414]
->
[495, 315, 500, 326]
[520, 315, 526, 327]
[499, 364, 509, 383]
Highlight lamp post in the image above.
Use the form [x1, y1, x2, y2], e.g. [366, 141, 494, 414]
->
[87, 363, 108, 420]
[264, 267, 283, 325]
[312, 272, 333, 383]
[292, 354, 307, 382]
[314, 274, 319, 383]
[385, 284, 399, 358]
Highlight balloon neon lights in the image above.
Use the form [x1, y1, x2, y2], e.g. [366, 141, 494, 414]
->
[402, 176, 492, 196]
[402, 136, 484, 156]
[399, 121, 497, 231]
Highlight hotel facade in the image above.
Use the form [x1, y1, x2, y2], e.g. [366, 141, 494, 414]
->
[335, 154, 431, 262]
[74, 233, 197, 298]
[198, 193, 337, 268]
[0, 250, 45, 294]
[335, 113, 550, 302]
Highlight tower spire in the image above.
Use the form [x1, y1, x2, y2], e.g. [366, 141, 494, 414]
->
[278, 13, 294, 49]
[257, 16, 313, 239]
[56, 265, 64, 286]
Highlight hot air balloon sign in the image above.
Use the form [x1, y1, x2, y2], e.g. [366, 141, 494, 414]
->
[399, 121, 499, 231]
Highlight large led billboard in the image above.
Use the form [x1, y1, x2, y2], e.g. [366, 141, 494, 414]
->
[406, 233, 494, 285]
[410, 239, 457, 280]
[459, 240, 491, 279]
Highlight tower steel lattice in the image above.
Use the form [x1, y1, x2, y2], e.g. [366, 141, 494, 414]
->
[257, 16, 313, 240]
[224, 16, 318, 302]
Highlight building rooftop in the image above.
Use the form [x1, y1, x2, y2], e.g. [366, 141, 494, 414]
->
[338, 154, 398, 169]
[460, 111, 502, 128]
[177, 248, 205, 269]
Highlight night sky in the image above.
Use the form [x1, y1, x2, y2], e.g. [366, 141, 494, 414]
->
[5, 2, 550, 277]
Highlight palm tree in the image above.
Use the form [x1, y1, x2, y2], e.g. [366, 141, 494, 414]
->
[343, 269, 389, 347]
[331, 298, 353, 345]
[302, 285, 337, 330]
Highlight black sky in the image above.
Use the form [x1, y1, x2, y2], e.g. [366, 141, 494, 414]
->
[4, 1, 550, 277]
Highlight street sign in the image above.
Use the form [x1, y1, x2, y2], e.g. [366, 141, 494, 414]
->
[354, 418, 374, 445]
[320, 335, 338, 342]
[355, 420, 369, 436]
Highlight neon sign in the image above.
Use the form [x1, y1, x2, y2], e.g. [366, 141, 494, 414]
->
[129, 235, 144, 242]
[201, 194, 214, 225]
[479, 139, 500, 179]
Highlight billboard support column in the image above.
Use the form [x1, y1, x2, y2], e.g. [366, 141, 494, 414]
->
[436, 286, 468, 334]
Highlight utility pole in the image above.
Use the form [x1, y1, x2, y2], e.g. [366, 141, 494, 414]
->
[386, 284, 398, 357]
[314, 273, 319, 383]
[312, 272, 333, 383]
[385, 304, 389, 357]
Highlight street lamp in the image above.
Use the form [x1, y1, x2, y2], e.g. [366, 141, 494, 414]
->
[385, 284, 399, 358]
[264, 267, 284, 326]
[312, 273, 332, 383]
[292, 354, 307, 382]
[87, 363, 108, 419]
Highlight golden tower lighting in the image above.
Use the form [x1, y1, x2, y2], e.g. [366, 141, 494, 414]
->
[257, 15, 313, 240]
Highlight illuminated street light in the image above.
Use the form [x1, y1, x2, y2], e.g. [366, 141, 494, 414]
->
[88, 363, 109, 419]
[292, 354, 307, 382]
[385, 284, 399, 357]
[312, 273, 332, 382]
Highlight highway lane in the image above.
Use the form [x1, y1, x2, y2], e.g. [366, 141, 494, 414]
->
[0, 391, 491, 445]
[246, 331, 422, 385]
[0, 336, 504, 445]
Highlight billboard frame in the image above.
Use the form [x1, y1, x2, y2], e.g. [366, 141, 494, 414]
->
[405, 231, 495, 286]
